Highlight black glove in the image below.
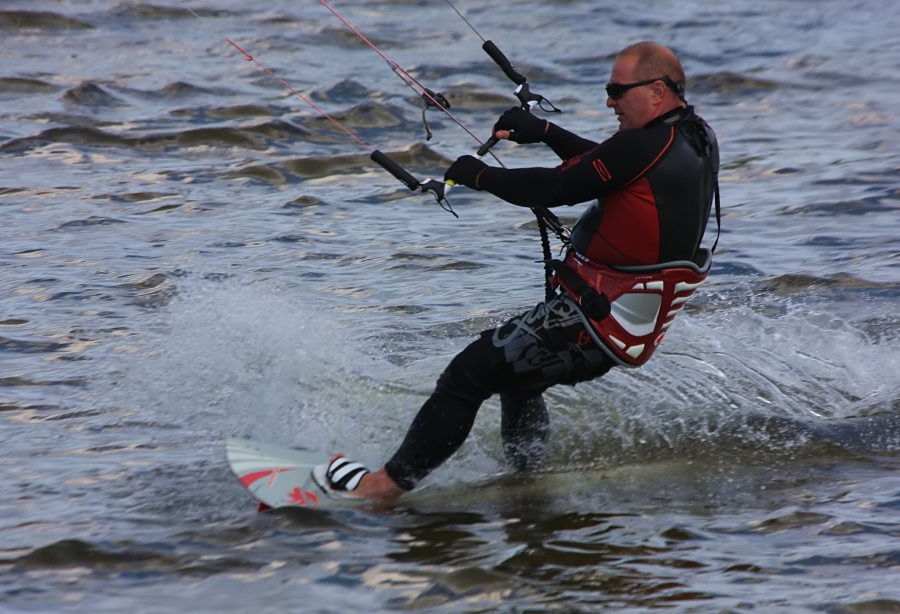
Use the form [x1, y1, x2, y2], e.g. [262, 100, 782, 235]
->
[444, 155, 487, 189]
[493, 106, 547, 144]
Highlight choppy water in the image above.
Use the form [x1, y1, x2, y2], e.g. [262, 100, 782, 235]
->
[2, 0, 899, 612]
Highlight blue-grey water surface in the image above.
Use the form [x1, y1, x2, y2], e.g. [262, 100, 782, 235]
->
[1, 0, 899, 612]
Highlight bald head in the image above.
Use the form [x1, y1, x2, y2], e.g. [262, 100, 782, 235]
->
[618, 42, 685, 93]
[607, 42, 687, 130]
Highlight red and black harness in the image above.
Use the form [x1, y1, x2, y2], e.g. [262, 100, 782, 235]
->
[548, 111, 722, 366]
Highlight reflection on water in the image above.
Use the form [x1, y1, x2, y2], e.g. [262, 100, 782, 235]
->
[1, 0, 899, 611]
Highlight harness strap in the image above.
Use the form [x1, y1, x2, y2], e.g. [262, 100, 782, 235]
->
[549, 258, 610, 320]
[536, 209, 571, 302]
[551, 249, 712, 366]
[710, 179, 721, 254]
[687, 108, 721, 255]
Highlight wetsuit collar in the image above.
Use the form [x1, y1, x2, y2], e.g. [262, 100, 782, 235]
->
[644, 105, 691, 128]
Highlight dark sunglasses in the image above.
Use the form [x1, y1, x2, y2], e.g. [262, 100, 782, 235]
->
[605, 76, 683, 101]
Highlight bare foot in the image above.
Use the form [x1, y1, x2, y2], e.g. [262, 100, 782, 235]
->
[355, 467, 405, 504]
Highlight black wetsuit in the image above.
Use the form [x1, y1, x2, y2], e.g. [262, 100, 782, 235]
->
[384, 106, 719, 490]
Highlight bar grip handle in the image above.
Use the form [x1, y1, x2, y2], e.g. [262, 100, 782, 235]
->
[476, 135, 500, 157]
[371, 150, 420, 191]
[482, 40, 526, 86]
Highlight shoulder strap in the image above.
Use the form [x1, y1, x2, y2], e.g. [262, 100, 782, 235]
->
[710, 177, 721, 254]
[679, 107, 722, 255]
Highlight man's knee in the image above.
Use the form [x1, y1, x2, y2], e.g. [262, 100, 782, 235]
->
[435, 333, 507, 403]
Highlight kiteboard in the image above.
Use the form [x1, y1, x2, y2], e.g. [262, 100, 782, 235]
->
[225, 437, 522, 512]
[227, 437, 701, 513]
[225, 438, 360, 511]
[226, 436, 599, 512]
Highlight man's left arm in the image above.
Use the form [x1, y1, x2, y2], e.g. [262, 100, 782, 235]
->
[447, 127, 676, 208]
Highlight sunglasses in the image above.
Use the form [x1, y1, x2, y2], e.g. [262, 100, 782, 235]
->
[605, 76, 683, 101]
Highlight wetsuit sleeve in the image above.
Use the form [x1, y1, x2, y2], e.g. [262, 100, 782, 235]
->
[478, 126, 676, 208]
[542, 122, 599, 160]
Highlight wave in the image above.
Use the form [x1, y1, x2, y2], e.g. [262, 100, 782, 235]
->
[0, 85, 423, 157]
[226, 141, 450, 184]
[107, 4, 233, 20]
[0, 77, 58, 98]
[690, 71, 781, 96]
[0, 335, 68, 354]
[0, 10, 92, 31]
[0, 120, 313, 153]
[6, 537, 256, 575]
[62, 82, 126, 107]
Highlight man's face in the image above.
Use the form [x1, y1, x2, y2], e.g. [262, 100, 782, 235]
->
[606, 55, 662, 131]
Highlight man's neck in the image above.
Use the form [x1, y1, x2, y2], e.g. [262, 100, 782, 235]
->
[644, 104, 688, 128]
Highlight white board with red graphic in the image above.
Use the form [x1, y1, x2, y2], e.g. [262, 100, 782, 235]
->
[225, 438, 344, 511]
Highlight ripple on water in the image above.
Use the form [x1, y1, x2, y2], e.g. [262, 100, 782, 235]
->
[1, 0, 899, 611]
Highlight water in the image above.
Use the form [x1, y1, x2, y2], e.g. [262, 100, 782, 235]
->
[1, 0, 898, 612]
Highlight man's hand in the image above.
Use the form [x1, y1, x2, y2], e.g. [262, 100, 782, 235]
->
[444, 155, 488, 189]
[493, 106, 548, 144]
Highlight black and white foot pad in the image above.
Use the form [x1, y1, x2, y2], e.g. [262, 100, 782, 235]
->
[313, 456, 369, 497]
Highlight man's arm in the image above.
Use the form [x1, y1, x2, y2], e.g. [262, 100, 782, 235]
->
[542, 122, 599, 160]
[477, 126, 676, 208]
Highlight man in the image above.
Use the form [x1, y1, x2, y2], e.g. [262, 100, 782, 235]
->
[313, 41, 720, 503]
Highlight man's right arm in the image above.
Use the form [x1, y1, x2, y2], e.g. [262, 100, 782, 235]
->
[473, 127, 675, 209]
[542, 122, 599, 161]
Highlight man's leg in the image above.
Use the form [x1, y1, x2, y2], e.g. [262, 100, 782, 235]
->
[356, 295, 615, 501]
[500, 390, 549, 472]
[383, 336, 501, 490]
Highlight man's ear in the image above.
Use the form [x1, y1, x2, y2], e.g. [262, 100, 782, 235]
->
[650, 80, 668, 102]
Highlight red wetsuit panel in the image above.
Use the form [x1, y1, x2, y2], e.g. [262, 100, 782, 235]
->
[587, 177, 660, 264]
